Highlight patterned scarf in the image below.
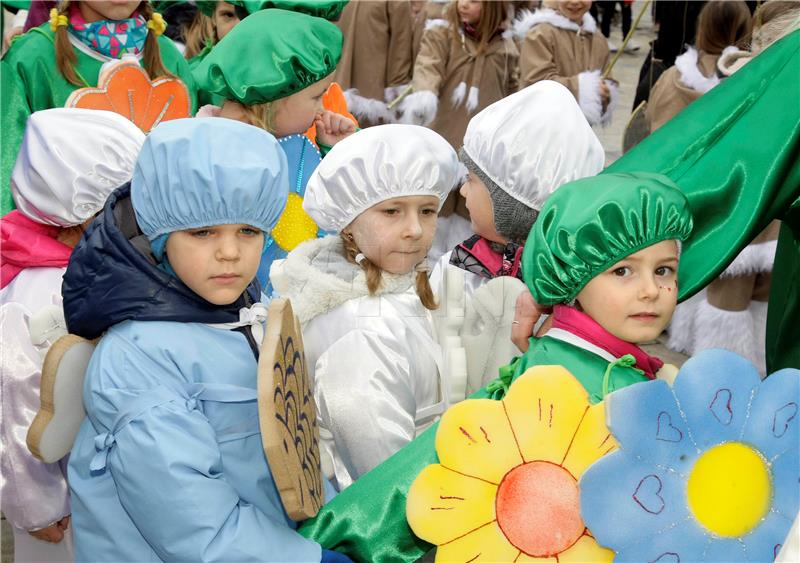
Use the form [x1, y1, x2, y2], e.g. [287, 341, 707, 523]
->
[68, 3, 148, 58]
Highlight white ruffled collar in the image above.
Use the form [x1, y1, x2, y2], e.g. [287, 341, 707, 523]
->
[514, 8, 597, 40]
[269, 236, 417, 325]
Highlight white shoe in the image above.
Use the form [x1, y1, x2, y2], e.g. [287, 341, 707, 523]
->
[624, 42, 640, 53]
[608, 40, 618, 52]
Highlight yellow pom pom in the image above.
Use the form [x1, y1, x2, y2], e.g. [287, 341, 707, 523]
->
[147, 12, 167, 37]
[49, 8, 68, 32]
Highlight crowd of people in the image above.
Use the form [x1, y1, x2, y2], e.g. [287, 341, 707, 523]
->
[0, 0, 798, 561]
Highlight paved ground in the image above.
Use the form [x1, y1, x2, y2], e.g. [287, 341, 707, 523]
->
[595, 0, 652, 164]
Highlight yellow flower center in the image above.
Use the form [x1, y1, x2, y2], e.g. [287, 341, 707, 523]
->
[495, 461, 585, 557]
[687, 442, 771, 537]
[272, 193, 318, 252]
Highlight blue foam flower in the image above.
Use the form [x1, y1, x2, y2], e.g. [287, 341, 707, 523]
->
[580, 349, 799, 561]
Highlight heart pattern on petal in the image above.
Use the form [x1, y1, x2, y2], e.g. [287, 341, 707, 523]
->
[772, 402, 798, 438]
[632, 474, 665, 515]
[708, 388, 734, 426]
[655, 411, 683, 443]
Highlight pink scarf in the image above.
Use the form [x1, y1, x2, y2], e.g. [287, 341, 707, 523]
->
[552, 305, 663, 379]
[0, 211, 72, 289]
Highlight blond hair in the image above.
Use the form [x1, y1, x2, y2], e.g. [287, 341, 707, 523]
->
[340, 234, 438, 310]
[55, 1, 174, 86]
[237, 101, 279, 135]
[182, 10, 215, 59]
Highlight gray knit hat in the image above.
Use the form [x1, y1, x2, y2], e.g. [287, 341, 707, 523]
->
[460, 81, 605, 244]
[460, 148, 538, 245]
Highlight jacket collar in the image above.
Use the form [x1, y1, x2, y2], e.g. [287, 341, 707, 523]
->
[269, 235, 416, 325]
[514, 8, 597, 40]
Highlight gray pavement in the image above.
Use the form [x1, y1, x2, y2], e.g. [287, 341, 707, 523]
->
[595, 0, 654, 165]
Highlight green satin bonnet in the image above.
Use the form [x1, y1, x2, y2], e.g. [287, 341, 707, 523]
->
[524, 172, 694, 306]
[193, 8, 342, 104]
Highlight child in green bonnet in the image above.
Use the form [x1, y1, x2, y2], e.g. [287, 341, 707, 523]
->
[507, 172, 693, 404]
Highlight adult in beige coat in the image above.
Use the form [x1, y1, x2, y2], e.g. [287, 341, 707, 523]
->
[514, 6, 614, 125]
[335, 0, 415, 126]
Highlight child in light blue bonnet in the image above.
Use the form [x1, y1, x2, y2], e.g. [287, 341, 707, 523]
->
[62, 118, 350, 563]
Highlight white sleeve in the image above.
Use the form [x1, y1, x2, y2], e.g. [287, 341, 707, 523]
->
[314, 329, 416, 487]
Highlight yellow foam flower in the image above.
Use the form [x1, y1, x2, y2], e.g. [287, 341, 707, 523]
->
[407, 365, 616, 562]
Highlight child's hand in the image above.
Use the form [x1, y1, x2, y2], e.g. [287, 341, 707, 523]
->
[511, 291, 549, 353]
[599, 81, 611, 112]
[29, 516, 70, 543]
[315, 110, 357, 147]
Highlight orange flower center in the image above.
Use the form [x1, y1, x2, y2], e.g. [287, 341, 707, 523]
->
[495, 461, 585, 557]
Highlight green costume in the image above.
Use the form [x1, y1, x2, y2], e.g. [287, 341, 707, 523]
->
[1, 25, 197, 214]
[512, 337, 649, 404]
[298, 31, 800, 563]
[1, 61, 30, 215]
[230, 0, 348, 19]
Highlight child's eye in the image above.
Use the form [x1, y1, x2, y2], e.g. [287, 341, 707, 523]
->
[421, 208, 437, 216]
[655, 266, 675, 276]
[240, 227, 261, 236]
[191, 229, 211, 238]
[383, 208, 400, 216]
[612, 266, 632, 277]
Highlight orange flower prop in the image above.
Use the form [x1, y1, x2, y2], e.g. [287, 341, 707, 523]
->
[407, 366, 616, 561]
[65, 59, 190, 133]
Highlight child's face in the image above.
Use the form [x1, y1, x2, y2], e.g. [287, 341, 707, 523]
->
[165, 224, 264, 305]
[460, 172, 507, 244]
[273, 74, 335, 138]
[78, 0, 141, 22]
[556, 0, 592, 24]
[213, 1, 240, 41]
[575, 240, 679, 344]
[457, 0, 482, 26]
[344, 195, 440, 275]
